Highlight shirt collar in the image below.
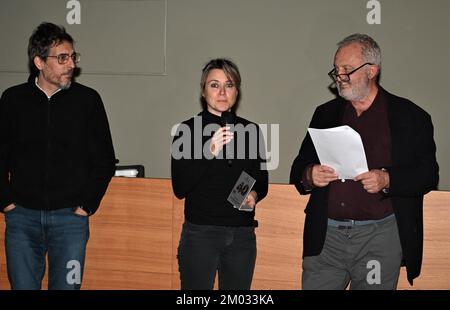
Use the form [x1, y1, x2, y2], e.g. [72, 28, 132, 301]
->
[35, 77, 63, 99]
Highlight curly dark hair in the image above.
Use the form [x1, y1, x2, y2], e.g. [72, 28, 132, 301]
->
[28, 22, 74, 75]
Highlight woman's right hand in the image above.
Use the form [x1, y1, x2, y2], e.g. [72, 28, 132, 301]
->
[210, 126, 234, 157]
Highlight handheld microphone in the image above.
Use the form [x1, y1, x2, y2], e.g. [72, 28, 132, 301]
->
[221, 111, 235, 166]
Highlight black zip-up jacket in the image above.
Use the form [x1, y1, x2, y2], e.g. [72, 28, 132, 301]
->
[0, 75, 116, 215]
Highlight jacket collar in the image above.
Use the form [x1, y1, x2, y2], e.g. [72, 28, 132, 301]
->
[27, 74, 69, 100]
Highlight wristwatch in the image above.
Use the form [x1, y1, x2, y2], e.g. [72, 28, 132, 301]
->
[381, 168, 390, 194]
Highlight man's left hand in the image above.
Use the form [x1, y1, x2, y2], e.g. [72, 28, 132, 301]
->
[74, 207, 88, 216]
[354, 169, 389, 193]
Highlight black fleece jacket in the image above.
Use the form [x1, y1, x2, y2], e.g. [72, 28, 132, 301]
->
[171, 110, 269, 226]
[0, 75, 116, 215]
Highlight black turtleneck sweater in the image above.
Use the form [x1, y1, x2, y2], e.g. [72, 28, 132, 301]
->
[171, 110, 268, 226]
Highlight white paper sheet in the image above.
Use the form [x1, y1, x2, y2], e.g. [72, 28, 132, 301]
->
[307, 125, 368, 179]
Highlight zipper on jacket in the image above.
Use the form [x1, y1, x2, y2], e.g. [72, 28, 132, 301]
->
[44, 97, 51, 209]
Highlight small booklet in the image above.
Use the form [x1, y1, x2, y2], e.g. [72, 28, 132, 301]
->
[227, 171, 256, 212]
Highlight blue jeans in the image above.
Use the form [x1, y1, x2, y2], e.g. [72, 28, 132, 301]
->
[177, 221, 257, 290]
[4, 204, 90, 290]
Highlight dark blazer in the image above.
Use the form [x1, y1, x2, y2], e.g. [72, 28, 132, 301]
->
[290, 88, 439, 285]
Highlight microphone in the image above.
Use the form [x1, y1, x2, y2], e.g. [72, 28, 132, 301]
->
[221, 111, 235, 166]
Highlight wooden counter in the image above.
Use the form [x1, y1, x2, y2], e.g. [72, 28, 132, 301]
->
[1, 178, 448, 289]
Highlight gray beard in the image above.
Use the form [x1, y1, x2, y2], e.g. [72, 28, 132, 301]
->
[337, 81, 369, 101]
[60, 81, 72, 90]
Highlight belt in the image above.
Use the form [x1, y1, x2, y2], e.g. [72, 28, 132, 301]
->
[327, 213, 395, 229]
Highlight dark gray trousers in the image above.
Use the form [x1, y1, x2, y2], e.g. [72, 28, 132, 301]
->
[177, 221, 256, 290]
[302, 215, 402, 290]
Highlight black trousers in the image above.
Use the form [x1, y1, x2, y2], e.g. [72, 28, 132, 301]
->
[177, 221, 257, 290]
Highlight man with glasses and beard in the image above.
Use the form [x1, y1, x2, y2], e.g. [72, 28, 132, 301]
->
[0, 22, 115, 289]
[290, 33, 438, 289]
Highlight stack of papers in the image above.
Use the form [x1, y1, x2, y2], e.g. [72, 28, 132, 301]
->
[307, 125, 368, 179]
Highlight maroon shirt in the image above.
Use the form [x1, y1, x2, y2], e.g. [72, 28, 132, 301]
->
[327, 88, 393, 220]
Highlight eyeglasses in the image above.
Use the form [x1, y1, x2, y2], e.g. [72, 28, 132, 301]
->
[46, 52, 81, 64]
[328, 62, 373, 82]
